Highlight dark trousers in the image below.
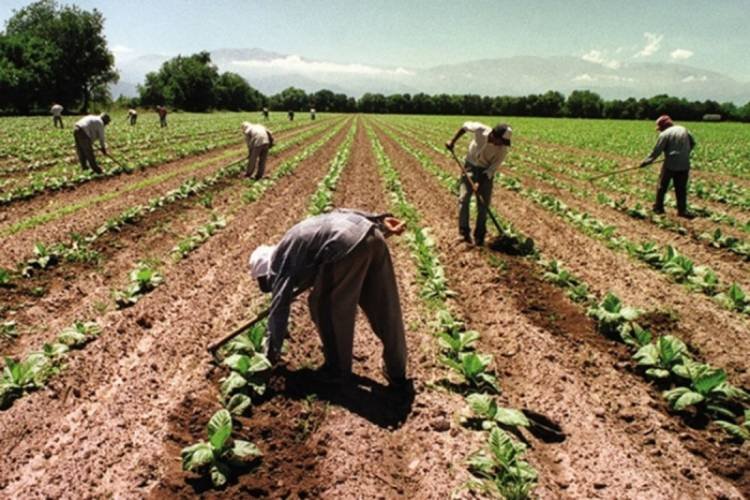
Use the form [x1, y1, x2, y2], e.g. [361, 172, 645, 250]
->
[159, 116, 167, 127]
[458, 164, 494, 244]
[129, 115, 137, 125]
[246, 145, 270, 179]
[73, 127, 101, 173]
[654, 167, 689, 214]
[53, 116, 63, 128]
[308, 230, 408, 381]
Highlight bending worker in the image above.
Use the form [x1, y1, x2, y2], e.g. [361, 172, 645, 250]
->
[640, 114, 696, 218]
[248, 209, 409, 387]
[241, 121, 274, 179]
[446, 122, 512, 246]
[73, 113, 110, 174]
[51, 102, 64, 128]
[128, 108, 138, 126]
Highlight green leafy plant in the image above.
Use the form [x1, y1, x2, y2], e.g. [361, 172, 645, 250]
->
[21, 243, 60, 277]
[715, 409, 750, 441]
[114, 262, 164, 308]
[713, 283, 750, 314]
[466, 393, 530, 430]
[664, 361, 749, 417]
[57, 321, 101, 347]
[1, 321, 19, 339]
[220, 352, 272, 415]
[0, 354, 55, 409]
[687, 266, 720, 294]
[633, 335, 688, 379]
[0, 268, 13, 287]
[467, 427, 538, 500]
[181, 409, 262, 487]
[441, 352, 500, 393]
[587, 292, 641, 342]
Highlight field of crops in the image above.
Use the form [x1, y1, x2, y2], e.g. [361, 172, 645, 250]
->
[0, 111, 748, 499]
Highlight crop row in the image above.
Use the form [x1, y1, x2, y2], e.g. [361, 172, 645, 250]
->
[182, 120, 356, 487]
[377, 121, 750, 448]
[0, 118, 335, 206]
[368, 124, 538, 498]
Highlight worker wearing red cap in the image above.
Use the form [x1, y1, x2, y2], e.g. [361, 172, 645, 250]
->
[640, 115, 696, 218]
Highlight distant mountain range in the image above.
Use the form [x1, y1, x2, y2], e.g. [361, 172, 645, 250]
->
[112, 48, 750, 103]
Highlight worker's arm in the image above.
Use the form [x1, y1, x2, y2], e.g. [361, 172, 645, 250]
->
[267, 130, 274, 148]
[640, 134, 666, 167]
[265, 276, 295, 364]
[688, 133, 696, 151]
[96, 124, 107, 154]
[445, 127, 466, 151]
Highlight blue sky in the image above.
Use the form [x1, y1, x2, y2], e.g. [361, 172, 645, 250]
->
[2, 0, 749, 81]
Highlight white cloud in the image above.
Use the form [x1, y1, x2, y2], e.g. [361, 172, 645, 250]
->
[111, 44, 134, 55]
[573, 73, 635, 83]
[670, 49, 694, 60]
[682, 75, 708, 83]
[634, 32, 664, 58]
[231, 54, 413, 77]
[581, 49, 621, 69]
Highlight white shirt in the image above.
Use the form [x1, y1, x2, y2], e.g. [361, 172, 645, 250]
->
[75, 115, 106, 150]
[51, 104, 63, 116]
[242, 122, 270, 149]
[462, 121, 509, 178]
[128, 109, 137, 116]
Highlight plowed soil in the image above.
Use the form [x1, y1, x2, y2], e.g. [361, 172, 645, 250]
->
[1, 115, 748, 500]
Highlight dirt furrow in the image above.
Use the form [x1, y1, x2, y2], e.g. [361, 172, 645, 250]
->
[373, 121, 746, 499]
[388, 125, 750, 388]
[0, 130, 329, 358]
[0, 120, 351, 499]
[0, 124, 336, 269]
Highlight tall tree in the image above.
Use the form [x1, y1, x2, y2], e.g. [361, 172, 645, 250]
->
[215, 72, 262, 110]
[138, 52, 219, 111]
[2, 0, 118, 112]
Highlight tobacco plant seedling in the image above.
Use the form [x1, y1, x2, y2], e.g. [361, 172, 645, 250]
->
[1, 321, 19, 339]
[713, 283, 750, 314]
[220, 352, 272, 415]
[0, 354, 55, 409]
[587, 292, 642, 342]
[633, 335, 688, 379]
[57, 321, 101, 347]
[664, 361, 750, 417]
[0, 268, 12, 287]
[467, 427, 538, 500]
[114, 263, 164, 308]
[687, 266, 720, 295]
[715, 409, 750, 441]
[441, 352, 500, 393]
[465, 393, 530, 430]
[181, 409, 262, 487]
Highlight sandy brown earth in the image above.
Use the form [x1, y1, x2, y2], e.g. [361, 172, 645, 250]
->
[374, 121, 748, 499]
[0, 120, 337, 268]
[0, 123, 345, 359]
[382, 122, 750, 386]
[1, 115, 748, 499]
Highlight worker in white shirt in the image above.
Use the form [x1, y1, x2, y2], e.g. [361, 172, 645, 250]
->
[73, 113, 111, 174]
[51, 103, 64, 128]
[127, 108, 138, 126]
[241, 122, 274, 180]
[446, 122, 512, 246]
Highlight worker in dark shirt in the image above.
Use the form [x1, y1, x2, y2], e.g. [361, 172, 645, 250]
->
[248, 209, 408, 387]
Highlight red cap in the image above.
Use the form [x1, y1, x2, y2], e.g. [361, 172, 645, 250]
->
[655, 115, 673, 130]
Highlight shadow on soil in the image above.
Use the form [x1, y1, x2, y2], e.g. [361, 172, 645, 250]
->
[274, 366, 415, 429]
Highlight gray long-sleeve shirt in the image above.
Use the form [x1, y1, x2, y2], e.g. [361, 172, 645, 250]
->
[642, 125, 695, 172]
[265, 209, 390, 361]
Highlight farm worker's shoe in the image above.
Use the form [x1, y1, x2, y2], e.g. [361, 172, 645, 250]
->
[651, 206, 665, 215]
[678, 211, 696, 219]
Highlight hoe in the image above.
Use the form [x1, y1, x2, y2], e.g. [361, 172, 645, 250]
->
[448, 149, 534, 255]
[587, 164, 643, 183]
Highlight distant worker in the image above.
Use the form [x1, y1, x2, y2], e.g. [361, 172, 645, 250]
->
[73, 113, 110, 174]
[640, 115, 696, 218]
[262, 107, 269, 120]
[241, 121, 274, 180]
[287, 110, 295, 121]
[310, 107, 316, 120]
[127, 108, 138, 126]
[248, 209, 409, 387]
[51, 102, 64, 128]
[157, 105, 168, 127]
[445, 122, 512, 246]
